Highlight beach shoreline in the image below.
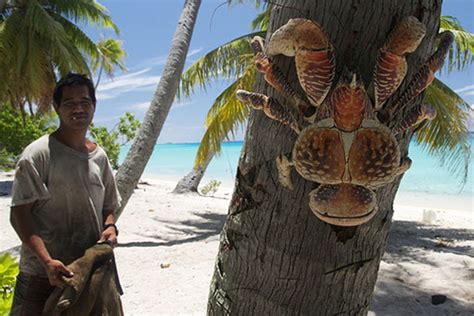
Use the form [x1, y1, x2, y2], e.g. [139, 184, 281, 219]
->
[1, 174, 473, 315]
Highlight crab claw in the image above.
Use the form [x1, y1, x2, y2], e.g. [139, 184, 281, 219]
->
[309, 184, 377, 226]
[236, 90, 300, 133]
[251, 36, 316, 120]
[373, 16, 426, 109]
[266, 18, 335, 108]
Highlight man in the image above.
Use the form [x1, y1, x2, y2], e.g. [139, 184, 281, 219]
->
[9, 73, 121, 315]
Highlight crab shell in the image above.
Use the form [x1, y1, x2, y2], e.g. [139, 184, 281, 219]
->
[292, 118, 402, 225]
[309, 184, 377, 226]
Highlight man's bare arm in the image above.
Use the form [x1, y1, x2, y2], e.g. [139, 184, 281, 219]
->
[98, 209, 118, 245]
[10, 204, 73, 286]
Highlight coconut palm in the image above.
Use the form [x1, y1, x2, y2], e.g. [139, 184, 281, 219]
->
[206, 2, 469, 313]
[92, 37, 127, 88]
[174, 5, 472, 195]
[0, 0, 120, 112]
[114, 0, 202, 217]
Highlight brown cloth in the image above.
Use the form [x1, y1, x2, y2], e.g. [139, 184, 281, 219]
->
[42, 243, 123, 316]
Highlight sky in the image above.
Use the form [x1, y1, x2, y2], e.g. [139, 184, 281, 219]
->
[86, 0, 474, 144]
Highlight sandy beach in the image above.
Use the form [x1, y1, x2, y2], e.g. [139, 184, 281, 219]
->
[1, 173, 473, 315]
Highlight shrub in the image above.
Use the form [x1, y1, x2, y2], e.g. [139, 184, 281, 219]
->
[0, 253, 19, 315]
[200, 180, 221, 196]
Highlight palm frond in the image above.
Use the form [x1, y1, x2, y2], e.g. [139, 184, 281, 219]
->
[250, 4, 270, 31]
[42, 0, 119, 34]
[195, 64, 256, 167]
[178, 31, 264, 98]
[47, 11, 99, 59]
[439, 15, 474, 73]
[417, 78, 471, 184]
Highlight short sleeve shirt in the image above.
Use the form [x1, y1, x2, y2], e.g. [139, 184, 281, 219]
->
[11, 135, 120, 276]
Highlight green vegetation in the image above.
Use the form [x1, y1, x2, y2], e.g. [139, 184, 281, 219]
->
[200, 180, 222, 196]
[89, 112, 141, 169]
[0, 253, 19, 315]
[0, 0, 124, 112]
[0, 105, 57, 169]
[0, 107, 139, 171]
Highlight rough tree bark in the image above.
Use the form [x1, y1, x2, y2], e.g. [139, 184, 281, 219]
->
[173, 154, 213, 194]
[208, 0, 442, 314]
[115, 0, 201, 217]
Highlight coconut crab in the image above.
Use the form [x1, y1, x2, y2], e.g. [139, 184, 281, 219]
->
[236, 17, 453, 226]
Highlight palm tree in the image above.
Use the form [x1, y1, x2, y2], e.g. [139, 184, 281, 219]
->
[92, 37, 127, 89]
[114, 0, 202, 217]
[172, 5, 268, 194]
[206, 1, 466, 313]
[174, 5, 472, 195]
[0, 0, 119, 113]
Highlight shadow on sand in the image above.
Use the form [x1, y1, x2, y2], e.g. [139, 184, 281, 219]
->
[0, 180, 12, 196]
[118, 212, 226, 248]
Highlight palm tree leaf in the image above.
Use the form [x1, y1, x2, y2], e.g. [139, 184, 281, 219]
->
[250, 4, 270, 31]
[42, 0, 119, 34]
[205, 63, 255, 125]
[417, 78, 471, 184]
[178, 31, 265, 99]
[440, 15, 474, 73]
[47, 11, 99, 59]
[195, 64, 256, 167]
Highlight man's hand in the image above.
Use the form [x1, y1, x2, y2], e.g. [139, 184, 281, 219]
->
[98, 226, 118, 246]
[45, 259, 73, 287]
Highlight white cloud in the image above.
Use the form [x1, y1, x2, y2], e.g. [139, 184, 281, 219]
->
[130, 102, 150, 110]
[133, 47, 203, 69]
[463, 90, 474, 96]
[454, 84, 474, 94]
[96, 68, 160, 100]
[187, 47, 203, 57]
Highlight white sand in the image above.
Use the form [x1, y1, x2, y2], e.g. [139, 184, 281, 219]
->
[1, 173, 473, 315]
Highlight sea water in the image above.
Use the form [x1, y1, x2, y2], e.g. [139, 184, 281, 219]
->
[119, 137, 473, 197]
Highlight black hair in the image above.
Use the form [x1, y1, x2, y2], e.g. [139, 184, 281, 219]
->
[53, 73, 96, 106]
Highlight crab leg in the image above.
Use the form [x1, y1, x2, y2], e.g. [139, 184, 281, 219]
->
[373, 16, 427, 110]
[393, 103, 436, 134]
[251, 36, 316, 120]
[266, 18, 335, 109]
[383, 31, 454, 122]
[236, 89, 300, 133]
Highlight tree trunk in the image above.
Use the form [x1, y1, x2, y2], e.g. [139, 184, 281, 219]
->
[115, 0, 201, 218]
[207, 1, 441, 314]
[172, 154, 213, 194]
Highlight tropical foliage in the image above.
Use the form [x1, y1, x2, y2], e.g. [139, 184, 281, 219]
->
[89, 112, 140, 169]
[0, 253, 19, 315]
[180, 5, 472, 181]
[0, 0, 123, 112]
[0, 105, 57, 169]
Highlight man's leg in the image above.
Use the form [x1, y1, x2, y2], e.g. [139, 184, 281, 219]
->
[9, 273, 54, 316]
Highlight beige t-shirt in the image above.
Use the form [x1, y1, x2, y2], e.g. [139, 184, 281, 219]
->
[11, 135, 120, 276]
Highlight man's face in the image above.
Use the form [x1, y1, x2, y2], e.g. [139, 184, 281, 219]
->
[55, 85, 96, 130]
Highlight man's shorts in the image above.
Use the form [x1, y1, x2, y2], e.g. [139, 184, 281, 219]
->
[9, 273, 54, 316]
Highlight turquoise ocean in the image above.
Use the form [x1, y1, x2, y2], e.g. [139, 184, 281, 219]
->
[119, 137, 473, 197]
